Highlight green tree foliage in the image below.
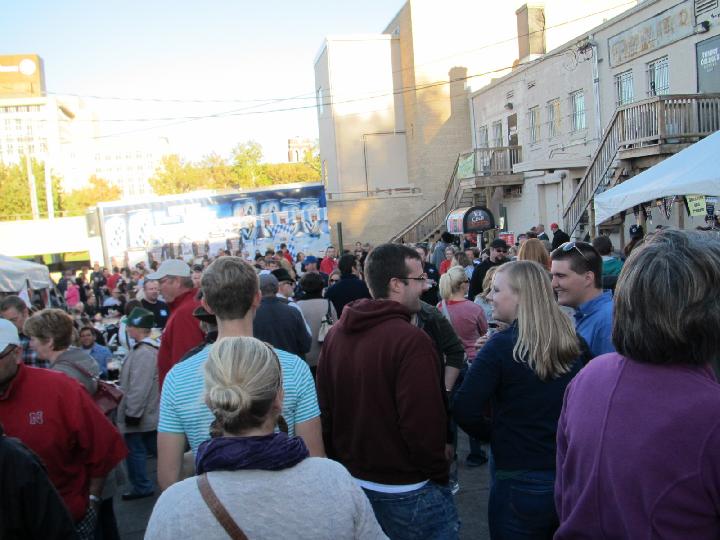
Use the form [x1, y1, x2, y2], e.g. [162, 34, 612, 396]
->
[0, 159, 64, 221]
[148, 141, 320, 196]
[63, 175, 122, 216]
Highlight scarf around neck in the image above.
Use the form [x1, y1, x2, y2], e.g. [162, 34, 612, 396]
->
[195, 432, 309, 474]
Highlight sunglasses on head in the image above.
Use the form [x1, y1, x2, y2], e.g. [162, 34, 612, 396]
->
[560, 241, 590, 262]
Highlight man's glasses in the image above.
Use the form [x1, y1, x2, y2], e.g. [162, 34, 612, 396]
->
[395, 273, 428, 282]
[561, 241, 590, 262]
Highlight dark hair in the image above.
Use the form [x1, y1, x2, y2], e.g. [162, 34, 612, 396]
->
[192, 265, 203, 273]
[592, 235, 613, 256]
[526, 231, 538, 239]
[0, 295, 28, 314]
[364, 243, 421, 299]
[299, 272, 324, 297]
[79, 326, 95, 336]
[125, 299, 142, 316]
[441, 232, 454, 243]
[23, 309, 74, 351]
[338, 253, 357, 275]
[613, 230, 720, 366]
[550, 241, 603, 289]
[201, 257, 258, 320]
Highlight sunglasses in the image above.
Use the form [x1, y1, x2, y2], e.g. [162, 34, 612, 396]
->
[330, 278, 340, 283]
[395, 273, 428, 282]
[560, 241, 590, 262]
[0, 345, 17, 360]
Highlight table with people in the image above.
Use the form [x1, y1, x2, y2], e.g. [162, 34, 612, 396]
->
[0, 229, 719, 540]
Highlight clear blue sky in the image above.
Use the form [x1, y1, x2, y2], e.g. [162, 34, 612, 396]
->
[1, 0, 405, 162]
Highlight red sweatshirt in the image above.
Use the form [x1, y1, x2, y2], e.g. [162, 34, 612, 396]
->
[317, 298, 448, 485]
[0, 365, 127, 522]
[157, 288, 203, 389]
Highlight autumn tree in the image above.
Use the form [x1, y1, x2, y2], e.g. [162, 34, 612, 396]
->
[0, 159, 64, 221]
[149, 154, 207, 195]
[63, 175, 122, 216]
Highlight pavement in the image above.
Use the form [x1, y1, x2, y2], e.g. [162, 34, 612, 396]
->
[115, 433, 490, 539]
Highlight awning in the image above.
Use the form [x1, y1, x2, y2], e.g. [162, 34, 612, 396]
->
[0, 254, 53, 292]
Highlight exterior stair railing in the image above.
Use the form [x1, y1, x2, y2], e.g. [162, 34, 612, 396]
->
[563, 93, 720, 236]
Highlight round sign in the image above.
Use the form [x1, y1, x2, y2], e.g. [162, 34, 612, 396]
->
[19, 58, 36, 76]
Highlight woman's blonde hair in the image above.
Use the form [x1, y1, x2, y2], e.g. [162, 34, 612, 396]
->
[496, 260, 580, 380]
[517, 238, 550, 270]
[204, 337, 282, 435]
[480, 265, 502, 301]
[439, 266, 468, 300]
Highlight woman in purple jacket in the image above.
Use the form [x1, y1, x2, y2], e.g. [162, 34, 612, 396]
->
[555, 230, 720, 539]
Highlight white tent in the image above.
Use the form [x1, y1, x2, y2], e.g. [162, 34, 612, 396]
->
[0, 254, 53, 293]
[594, 130, 720, 225]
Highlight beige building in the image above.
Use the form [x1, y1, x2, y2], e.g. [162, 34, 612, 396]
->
[460, 0, 720, 246]
[287, 136, 315, 163]
[315, 0, 635, 245]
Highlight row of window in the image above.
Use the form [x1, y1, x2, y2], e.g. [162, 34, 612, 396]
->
[477, 91, 586, 146]
[614, 56, 670, 106]
[0, 142, 48, 155]
[0, 105, 43, 114]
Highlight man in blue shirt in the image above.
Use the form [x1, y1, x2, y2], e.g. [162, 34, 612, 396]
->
[79, 326, 113, 377]
[550, 241, 615, 359]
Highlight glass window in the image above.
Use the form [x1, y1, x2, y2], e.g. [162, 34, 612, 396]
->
[529, 106, 541, 143]
[477, 125, 489, 148]
[647, 56, 670, 96]
[615, 70, 634, 106]
[570, 91, 586, 132]
[316, 87, 324, 115]
[491, 121, 503, 147]
[547, 99, 561, 138]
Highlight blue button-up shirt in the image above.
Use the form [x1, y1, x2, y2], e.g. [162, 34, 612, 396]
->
[83, 343, 113, 377]
[574, 291, 615, 359]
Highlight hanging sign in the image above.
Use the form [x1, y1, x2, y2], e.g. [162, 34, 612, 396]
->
[445, 206, 496, 235]
[686, 194, 707, 217]
[661, 196, 676, 220]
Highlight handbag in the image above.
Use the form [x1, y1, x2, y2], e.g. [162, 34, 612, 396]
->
[197, 474, 249, 540]
[317, 300, 334, 343]
[62, 360, 124, 415]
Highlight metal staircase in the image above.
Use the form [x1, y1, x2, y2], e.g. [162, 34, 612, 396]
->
[563, 94, 720, 237]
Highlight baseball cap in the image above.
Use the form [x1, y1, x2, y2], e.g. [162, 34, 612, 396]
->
[550, 222, 559, 229]
[0, 319, 21, 352]
[304, 255, 318, 264]
[629, 224, 644, 239]
[126, 307, 155, 329]
[490, 238, 509, 250]
[147, 259, 191, 280]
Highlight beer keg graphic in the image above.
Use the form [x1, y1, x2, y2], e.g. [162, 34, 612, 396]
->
[105, 215, 128, 254]
[232, 197, 257, 217]
[259, 199, 280, 216]
[127, 209, 153, 248]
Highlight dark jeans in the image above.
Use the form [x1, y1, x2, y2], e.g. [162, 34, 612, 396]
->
[488, 469, 558, 540]
[363, 482, 460, 540]
[124, 431, 157, 495]
[94, 498, 120, 540]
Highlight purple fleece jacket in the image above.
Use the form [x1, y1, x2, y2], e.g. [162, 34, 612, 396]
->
[555, 353, 720, 539]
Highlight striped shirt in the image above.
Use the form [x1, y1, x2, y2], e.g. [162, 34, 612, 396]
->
[158, 344, 320, 452]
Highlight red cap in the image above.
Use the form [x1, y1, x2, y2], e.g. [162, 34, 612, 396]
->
[550, 223, 559, 229]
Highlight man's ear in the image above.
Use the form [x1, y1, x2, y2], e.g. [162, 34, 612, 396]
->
[252, 291, 262, 308]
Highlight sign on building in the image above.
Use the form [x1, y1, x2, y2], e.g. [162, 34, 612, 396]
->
[697, 34, 720, 92]
[0, 54, 44, 97]
[608, 2, 693, 67]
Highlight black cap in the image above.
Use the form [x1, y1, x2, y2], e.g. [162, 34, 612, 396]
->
[490, 238, 509, 250]
[271, 268, 295, 283]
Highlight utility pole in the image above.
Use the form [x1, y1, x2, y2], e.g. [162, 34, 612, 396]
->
[25, 150, 40, 220]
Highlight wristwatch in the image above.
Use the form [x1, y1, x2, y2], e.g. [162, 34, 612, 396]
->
[89, 494, 102, 505]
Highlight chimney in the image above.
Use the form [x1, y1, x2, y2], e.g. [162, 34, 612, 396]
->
[516, 4, 546, 62]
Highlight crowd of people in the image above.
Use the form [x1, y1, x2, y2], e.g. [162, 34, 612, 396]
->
[0, 226, 719, 539]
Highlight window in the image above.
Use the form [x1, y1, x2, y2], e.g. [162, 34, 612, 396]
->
[647, 56, 670, 96]
[529, 106, 541, 143]
[570, 91, 586, 132]
[477, 125, 489, 148]
[547, 99, 561, 138]
[615, 70, 634, 106]
[316, 87, 325, 115]
[491, 121, 503, 147]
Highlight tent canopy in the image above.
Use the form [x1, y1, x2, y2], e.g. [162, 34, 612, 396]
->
[594, 130, 720, 224]
[0, 254, 52, 293]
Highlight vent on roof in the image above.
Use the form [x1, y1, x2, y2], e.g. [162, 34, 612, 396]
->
[506, 90, 515, 100]
[696, 0, 718, 17]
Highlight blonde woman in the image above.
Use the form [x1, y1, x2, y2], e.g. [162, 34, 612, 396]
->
[473, 265, 502, 323]
[517, 238, 551, 271]
[453, 261, 585, 539]
[146, 337, 386, 540]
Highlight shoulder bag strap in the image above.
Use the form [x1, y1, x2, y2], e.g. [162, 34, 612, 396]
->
[197, 474, 249, 540]
[56, 358, 96, 381]
[440, 300, 454, 329]
[326, 299, 333, 321]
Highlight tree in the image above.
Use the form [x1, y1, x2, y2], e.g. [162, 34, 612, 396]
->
[0, 159, 64, 221]
[149, 154, 207, 195]
[63, 175, 122, 216]
[231, 141, 268, 188]
[264, 162, 320, 184]
[199, 152, 238, 190]
[303, 144, 321, 176]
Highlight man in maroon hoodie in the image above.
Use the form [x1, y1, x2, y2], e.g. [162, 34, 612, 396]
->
[317, 243, 458, 539]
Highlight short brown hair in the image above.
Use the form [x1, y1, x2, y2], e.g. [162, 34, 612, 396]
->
[201, 257, 258, 320]
[24, 309, 74, 351]
[613, 230, 720, 366]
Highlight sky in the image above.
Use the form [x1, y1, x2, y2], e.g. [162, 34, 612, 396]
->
[1, 0, 405, 162]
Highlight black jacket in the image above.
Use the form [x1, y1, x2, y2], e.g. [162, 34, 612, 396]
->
[551, 229, 571, 250]
[325, 274, 372, 316]
[0, 430, 78, 539]
[254, 296, 312, 358]
[468, 259, 505, 301]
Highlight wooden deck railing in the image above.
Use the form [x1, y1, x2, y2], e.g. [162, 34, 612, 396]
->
[563, 93, 720, 235]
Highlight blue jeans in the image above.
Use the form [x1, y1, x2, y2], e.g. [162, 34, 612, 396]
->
[124, 431, 157, 495]
[363, 482, 460, 540]
[488, 469, 557, 540]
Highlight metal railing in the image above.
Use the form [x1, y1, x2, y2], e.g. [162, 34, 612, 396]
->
[563, 94, 720, 235]
[389, 146, 522, 243]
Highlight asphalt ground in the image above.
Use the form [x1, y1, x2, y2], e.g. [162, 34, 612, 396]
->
[115, 433, 491, 539]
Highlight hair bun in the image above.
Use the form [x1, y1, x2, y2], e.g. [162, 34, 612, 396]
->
[208, 384, 251, 417]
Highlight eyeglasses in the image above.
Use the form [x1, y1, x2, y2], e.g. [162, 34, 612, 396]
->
[395, 273, 428, 282]
[560, 241, 590, 262]
[330, 278, 340, 283]
[0, 345, 17, 360]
